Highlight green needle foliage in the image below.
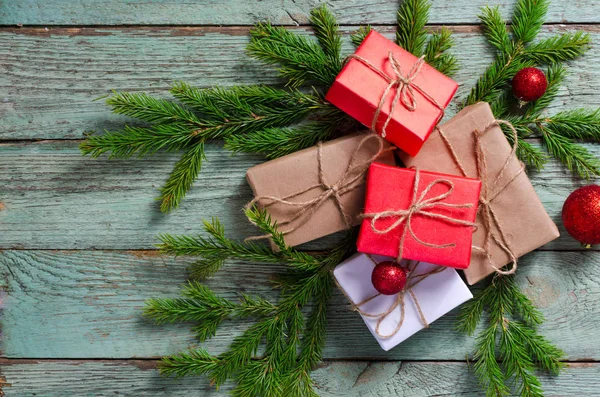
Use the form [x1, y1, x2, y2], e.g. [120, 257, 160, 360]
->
[88, 1, 599, 394]
[352, 0, 458, 76]
[146, 208, 356, 396]
[465, 0, 597, 178]
[458, 275, 564, 397]
[82, 5, 352, 212]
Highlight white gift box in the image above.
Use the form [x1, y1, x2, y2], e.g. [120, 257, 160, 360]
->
[333, 253, 473, 351]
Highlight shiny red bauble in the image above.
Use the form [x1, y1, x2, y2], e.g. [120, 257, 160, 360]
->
[562, 185, 600, 248]
[371, 261, 407, 295]
[512, 67, 548, 102]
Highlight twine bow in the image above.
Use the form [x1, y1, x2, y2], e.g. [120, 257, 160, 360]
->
[436, 119, 525, 276]
[362, 168, 477, 262]
[246, 134, 392, 239]
[347, 51, 445, 139]
[341, 257, 445, 339]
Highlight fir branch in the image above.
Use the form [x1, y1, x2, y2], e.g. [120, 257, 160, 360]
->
[509, 321, 565, 375]
[224, 105, 349, 159]
[157, 219, 286, 267]
[160, 348, 220, 378]
[456, 283, 490, 336]
[351, 25, 373, 48]
[466, 52, 535, 106]
[539, 125, 600, 179]
[542, 109, 600, 141]
[106, 91, 202, 127]
[524, 31, 591, 64]
[424, 28, 459, 76]
[525, 63, 566, 117]
[159, 142, 206, 213]
[396, 0, 430, 56]
[310, 5, 343, 69]
[210, 319, 275, 387]
[500, 323, 543, 397]
[474, 324, 510, 397]
[248, 23, 336, 88]
[511, 0, 549, 46]
[517, 139, 548, 170]
[171, 83, 319, 120]
[479, 6, 512, 54]
[149, 209, 353, 395]
[463, 275, 565, 396]
[80, 124, 196, 159]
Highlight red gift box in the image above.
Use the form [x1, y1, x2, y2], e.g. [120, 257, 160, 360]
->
[325, 31, 458, 157]
[357, 163, 481, 269]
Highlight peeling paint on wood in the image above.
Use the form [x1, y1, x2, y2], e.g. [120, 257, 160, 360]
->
[0, 360, 598, 396]
[1, 0, 599, 25]
[1, 27, 600, 140]
[0, 250, 598, 360]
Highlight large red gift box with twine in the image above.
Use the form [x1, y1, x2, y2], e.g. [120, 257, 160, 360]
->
[325, 31, 458, 157]
[357, 163, 482, 269]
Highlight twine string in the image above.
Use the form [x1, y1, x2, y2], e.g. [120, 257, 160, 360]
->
[436, 119, 525, 276]
[347, 51, 445, 138]
[361, 168, 477, 262]
[246, 134, 393, 240]
[335, 256, 445, 339]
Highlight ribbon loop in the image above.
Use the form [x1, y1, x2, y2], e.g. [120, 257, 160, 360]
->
[362, 168, 476, 262]
[342, 257, 445, 339]
[346, 51, 445, 139]
[436, 118, 525, 276]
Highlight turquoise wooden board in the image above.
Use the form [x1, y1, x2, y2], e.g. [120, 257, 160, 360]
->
[1, 0, 599, 25]
[0, 250, 596, 360]
[2, 27, 600, 140]
[0, 140, 596, 250]
[1, 0, 600, 395]
[1, 360, 597, 397]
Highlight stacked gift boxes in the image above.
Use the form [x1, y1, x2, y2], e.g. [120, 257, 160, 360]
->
[246, 30, 559, 351]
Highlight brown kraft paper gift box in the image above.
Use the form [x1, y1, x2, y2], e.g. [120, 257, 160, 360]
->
[400, 102, 560, 285]
[246, 133, 396, 248]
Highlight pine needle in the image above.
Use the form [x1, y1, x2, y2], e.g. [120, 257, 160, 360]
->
[247, 23, 336, 88]
[159, 142, 206, 213]
[310, 5, 342, 68]
[525, 31, 591, 64]
[512, 0, 549, 45]
[351, 25, 373, 48]
[396, 0, 430, 56]
[479, 6, 512, 54]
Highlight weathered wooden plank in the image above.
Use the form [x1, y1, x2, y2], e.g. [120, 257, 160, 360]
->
[0, 250, 597, 360]
[1, 0, 599, 26]
[0, 359, 597, 397]
[2, 26, 599, 140]
[0, 139, 595, 250]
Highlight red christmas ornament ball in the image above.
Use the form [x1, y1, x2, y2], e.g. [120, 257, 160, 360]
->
[562, 185, 600, 247]
[512, 67, 548, 102]
[371, 261, 407, 295]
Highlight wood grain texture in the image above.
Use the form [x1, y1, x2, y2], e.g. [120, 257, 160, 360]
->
[0, 360, 598, 396]
[1, 0, 600, 26]
[1, 249, 598, 360]
[0, 139, 595, 250]
[2, 26, 600, 140]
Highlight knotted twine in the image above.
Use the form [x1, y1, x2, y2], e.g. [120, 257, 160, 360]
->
[245, 134, 393, 240]
[336, 255, 446, 339]
[362, 168, 478, 263]
[346, 51, 446, 138]
[436, 119, 525, 276]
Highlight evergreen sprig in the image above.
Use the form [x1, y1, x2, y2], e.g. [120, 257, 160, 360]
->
[146, 208, 356, 396]
[352, 0, 458, 77]
[81, 5, 351, 212]
[465, 0, 597, 177]
[458, 275, 565, 397]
